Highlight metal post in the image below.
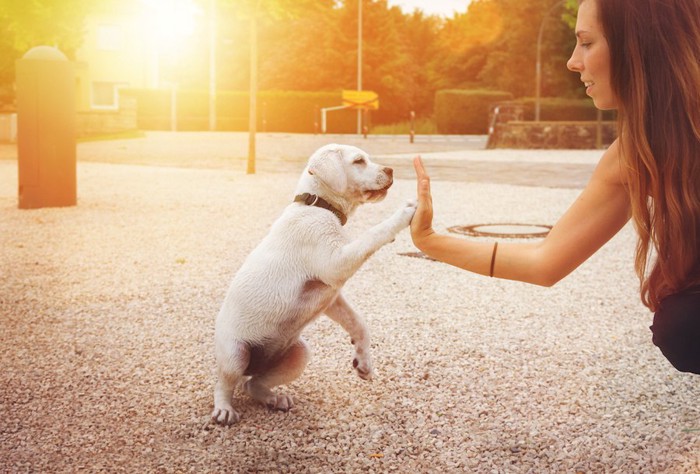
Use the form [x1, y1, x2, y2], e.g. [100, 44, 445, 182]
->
[170, 83, 177, 131]
[262, 101, 267, 133]
[486, 106, 501, 149]
[409, 110, 415, 143]
[208, 0, 217, 131]
[357, 0, 362, 135]
[535, 1, 565, 122]
[535, 25, 543, 122]
[247, 15, 257, 174]
[314, 105, 319, 134]
[362, 108, 368, 138]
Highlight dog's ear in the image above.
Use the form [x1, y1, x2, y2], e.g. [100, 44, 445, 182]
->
[308, 148, 348, 194]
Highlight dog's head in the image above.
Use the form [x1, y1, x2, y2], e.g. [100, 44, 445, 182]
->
[305, 144, 393, 203]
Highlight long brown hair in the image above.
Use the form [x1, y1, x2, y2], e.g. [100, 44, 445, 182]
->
[595, 0, 700, 310]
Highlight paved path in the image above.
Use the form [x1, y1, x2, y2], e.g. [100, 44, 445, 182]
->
[5, 132, 697, 474]
[0, 131, 603, 188]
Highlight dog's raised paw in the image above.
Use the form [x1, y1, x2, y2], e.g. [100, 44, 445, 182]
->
[211, 406, 241, 425]
[401, 201, 417, 219]
[390, 202, 416, 230]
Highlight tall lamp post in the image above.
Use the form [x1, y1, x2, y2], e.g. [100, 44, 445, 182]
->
[357, 0, 363, 135]
[535, 0, 565, 122]
[246, 0, 263, 174]
[209, 0, 217, 131]
[247, 13, 257, 174]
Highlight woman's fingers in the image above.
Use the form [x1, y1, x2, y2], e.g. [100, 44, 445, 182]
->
[414, 156, 430, 194]
[413, 156, 432, 208]
[411, 156, 435, 245]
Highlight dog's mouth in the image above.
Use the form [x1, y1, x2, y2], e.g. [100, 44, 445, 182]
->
[363, 181, 392, 201]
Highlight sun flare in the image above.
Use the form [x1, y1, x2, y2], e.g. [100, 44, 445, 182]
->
[139, 0, 201, 52]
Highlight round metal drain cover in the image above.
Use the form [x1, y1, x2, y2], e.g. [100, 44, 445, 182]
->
[448, 223, 552, 239]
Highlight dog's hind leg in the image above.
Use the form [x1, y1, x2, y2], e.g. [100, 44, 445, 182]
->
[243, 339, 310, 411]
[212, 339, 250, 425]
[324, 293, 373, 380]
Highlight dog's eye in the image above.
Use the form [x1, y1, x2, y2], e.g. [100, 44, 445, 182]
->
[353, 157, 366, 165]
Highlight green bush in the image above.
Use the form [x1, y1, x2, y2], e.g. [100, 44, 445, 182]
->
[435, 89, 513, 134]
[371, 117, 437, 135]
[510, 97, 617, 121]
[120, 89, 359, 133]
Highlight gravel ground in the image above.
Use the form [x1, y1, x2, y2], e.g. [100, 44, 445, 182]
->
[1, 140, 698, 473]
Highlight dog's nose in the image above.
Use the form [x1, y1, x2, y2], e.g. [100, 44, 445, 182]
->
[384, 167, 393, 178]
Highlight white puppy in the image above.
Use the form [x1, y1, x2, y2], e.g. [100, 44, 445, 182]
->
[212, 144, 416, 425]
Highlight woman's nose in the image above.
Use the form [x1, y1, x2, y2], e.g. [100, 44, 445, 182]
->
[567, 48, 582, 72]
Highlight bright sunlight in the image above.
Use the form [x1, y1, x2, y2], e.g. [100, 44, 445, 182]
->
[139, 0, 201, 52]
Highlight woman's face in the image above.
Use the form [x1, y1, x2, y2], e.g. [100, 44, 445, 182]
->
[567, 0, 617, 110]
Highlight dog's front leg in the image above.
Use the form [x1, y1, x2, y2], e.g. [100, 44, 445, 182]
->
[324, 293, 373, 380]
[329, 200, 416, 282]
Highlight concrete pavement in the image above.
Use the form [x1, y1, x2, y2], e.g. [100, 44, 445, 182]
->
[3, 131, 696, 473]
[0, 131, 604, 188]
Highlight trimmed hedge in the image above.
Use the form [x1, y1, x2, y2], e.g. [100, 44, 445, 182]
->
[435, 89, 513, 134]
[120, 89, 359, 133]
[508, 97, 617, 121]
[120, 88, 615, 134]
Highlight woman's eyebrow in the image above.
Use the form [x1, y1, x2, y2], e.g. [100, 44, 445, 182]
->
[576, 30, 590, 38]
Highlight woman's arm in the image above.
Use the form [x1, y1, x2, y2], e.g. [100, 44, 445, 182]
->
[411, 140, 632, 286]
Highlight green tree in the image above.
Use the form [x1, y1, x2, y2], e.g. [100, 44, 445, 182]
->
[563, 0, 578, 29]
[213, 0, 335, 94]
[482, 0, 578, 98]
[0, 0, 89, 57]
[401, 12, 442, 119]
[0, 0, 584, 124]
[0, 13, 15, 109]
[256, 1, 342, 91]
[0, 0, 94, 108]
[477, 0, 546, 97]
[430, 0, 504, 90]
[252, 0, 441, 123]
[334, 0, 422, 123]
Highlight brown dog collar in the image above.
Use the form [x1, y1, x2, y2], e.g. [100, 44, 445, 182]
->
[294, 193, 347, 226]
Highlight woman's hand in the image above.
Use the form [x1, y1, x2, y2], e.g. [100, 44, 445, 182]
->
[411, 156, 436, 249]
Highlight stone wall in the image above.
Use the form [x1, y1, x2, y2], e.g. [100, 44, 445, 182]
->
[487, 120, 617, 149]
[76, 95, 138, 138]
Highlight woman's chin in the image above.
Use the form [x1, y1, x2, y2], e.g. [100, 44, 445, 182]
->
[592, 96, 618, 111]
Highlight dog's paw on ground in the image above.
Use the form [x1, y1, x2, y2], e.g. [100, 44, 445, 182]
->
[211, 406, 241, 425]
[265, 393, 294, 412]
[353, 357, 374, 380]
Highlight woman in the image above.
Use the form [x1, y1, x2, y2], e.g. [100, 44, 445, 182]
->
[410, 0, 700, 374]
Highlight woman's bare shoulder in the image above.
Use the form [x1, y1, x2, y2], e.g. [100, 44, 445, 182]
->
[595, 138, 626, 186]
